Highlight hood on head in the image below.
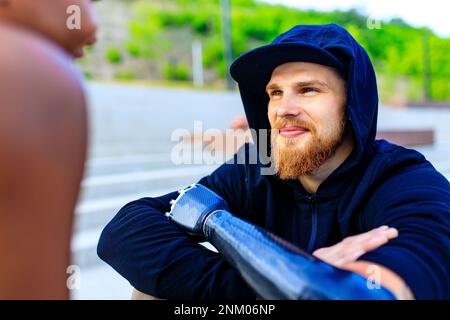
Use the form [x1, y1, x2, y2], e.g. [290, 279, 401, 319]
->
[230, 24, 379, 173]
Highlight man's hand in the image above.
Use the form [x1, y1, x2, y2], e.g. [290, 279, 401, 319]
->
[312, 226, 398, 267]
[166, 184, 230, 235]
[312, 226, 414, 300]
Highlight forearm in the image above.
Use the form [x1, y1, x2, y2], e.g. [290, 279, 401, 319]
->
[203, 210, 396, 299]
[97, 195, 256, 299]
[167, 184, 397, 300]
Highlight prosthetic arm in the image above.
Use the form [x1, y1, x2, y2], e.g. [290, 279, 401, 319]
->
[166, 184, 395, 300]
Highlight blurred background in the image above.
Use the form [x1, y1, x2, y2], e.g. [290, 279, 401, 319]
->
[70, 0, 450, 299]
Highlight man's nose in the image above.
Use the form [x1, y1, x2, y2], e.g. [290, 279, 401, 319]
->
[276, 93, 301, 118]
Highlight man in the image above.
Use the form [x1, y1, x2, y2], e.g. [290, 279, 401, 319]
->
[98, 24, 450, 299]
[0, 0, 98, 299]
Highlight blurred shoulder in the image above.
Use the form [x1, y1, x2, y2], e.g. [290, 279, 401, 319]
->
[0, 22, 88, 169]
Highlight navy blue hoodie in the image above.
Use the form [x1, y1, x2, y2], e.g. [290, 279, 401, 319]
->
[97, 24, 450, 300]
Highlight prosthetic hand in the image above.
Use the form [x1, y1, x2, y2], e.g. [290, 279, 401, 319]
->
[166, 183, 231, 237]
[166, 184, 396, 300]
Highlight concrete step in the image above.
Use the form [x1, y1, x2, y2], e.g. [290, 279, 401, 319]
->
[74, 187, 176, 233]
[72, 227, 105, 268]
[73, 164, 219, 268]
[433, 160, 450, 174]
[85, 153, 173, 176]
[416, 142, 450, 162]
[78, 165, 218, 202]
[70, 263, 133, 300]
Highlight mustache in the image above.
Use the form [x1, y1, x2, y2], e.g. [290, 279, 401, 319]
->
[271, 118, 315, 131]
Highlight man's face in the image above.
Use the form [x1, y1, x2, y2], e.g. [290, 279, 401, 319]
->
[0, 0, 98, 58]
[267, 61, 348, 179]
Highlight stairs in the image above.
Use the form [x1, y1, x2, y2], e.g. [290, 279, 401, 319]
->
[71, 152, 219, 268]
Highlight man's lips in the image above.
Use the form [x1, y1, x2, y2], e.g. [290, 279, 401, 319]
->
[278, 125, 309, 138]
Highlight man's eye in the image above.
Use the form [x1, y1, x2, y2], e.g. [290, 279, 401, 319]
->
[300, 87, 319, 94]
[270, 90, 283, 97]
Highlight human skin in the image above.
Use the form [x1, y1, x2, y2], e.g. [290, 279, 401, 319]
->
[267, 61, 352, 192]
[0, 7, 90, 298]
[0, 0, 98, 58]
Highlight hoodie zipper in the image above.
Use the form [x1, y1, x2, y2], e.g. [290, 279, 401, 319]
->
[306, 195, 317, 253]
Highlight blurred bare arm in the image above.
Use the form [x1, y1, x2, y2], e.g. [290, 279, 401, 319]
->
[0, 25, 87, 299]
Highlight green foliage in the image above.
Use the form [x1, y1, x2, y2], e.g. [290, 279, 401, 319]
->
[163, 62, 190, 81]
[122, 0, 449, 101]
[126, 41, 141, 58]
[106, 47, 123, 64]
[115, 70, 136, 81]
[127, 1, 166, 58]
[83, 70, 94, 80]
[203, 35, 223, 68]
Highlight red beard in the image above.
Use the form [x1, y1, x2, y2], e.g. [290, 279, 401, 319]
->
[270, 115, 347, 179]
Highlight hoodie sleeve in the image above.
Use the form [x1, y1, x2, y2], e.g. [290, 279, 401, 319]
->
[358, 163, 450, 300]
[97, 153, 256, 299]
